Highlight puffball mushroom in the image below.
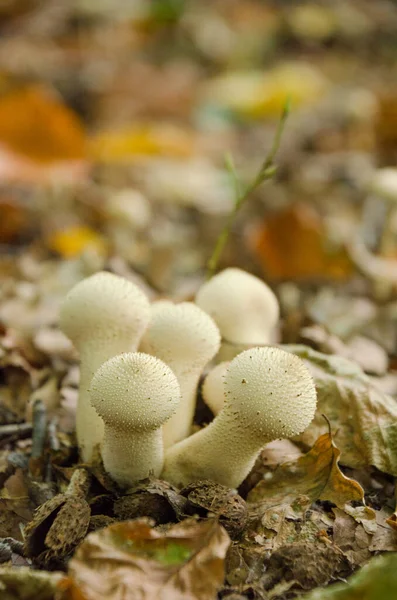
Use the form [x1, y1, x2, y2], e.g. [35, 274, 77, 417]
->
[195, 268, 279, 361]
[140, 302, 220, 447]
[60, 271, 150, 462]
[90, 353, 180, 488]
[202, 361, 230, 416]
[162, 346, 317, 489]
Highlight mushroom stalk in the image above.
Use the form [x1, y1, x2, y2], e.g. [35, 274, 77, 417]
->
[162, 410, 267, 488]
[101, 427, 164, 486]
[89, 352, 180, 488]
[140, 302, 220, 447]
[60, 272, 151, 462]
[162, 346, 317, 489]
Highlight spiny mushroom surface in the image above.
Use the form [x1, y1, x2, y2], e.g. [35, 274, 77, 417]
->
[140, 302, 220, 447]
[90, 352, 180, 488]
[162, 346, 317, 489]
[60, 271, 150, 462]
[195, 268, 279, 361]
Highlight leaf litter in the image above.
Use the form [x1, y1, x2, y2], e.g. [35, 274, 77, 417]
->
[1, 1, 397, 599]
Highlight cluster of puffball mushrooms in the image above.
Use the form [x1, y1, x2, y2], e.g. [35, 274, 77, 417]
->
[60, 268, 317, 490]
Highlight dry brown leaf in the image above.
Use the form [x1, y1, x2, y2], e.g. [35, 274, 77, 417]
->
[286, 345, 397, 474]
[0, 199, 30, 244]
[385, 483, 397, 531]
[60, 519, 230, 600]
[247, 432, 366, 511]
[0, 566, 63, 600]
[248, 204, 353, 280]
[332, 508, 372, 567]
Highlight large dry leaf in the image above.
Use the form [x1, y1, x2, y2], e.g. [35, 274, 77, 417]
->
[248, 204, 353, 280]
[300, 552, 397, 600]
[285, 345, 397, 474]
[247, 432, 367, 511]
[0, 86, 85, 163]
[60, 519, 230, 600]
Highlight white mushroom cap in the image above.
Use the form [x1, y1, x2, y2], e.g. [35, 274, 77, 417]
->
[90, 352, 180, 487]
[195, 268, 279, 346]
[202, 361, 230, 416]
[60, 271, 150, 352]
[162, 346, 317, 489]
[369, 168, 397, 203]
[60, 271, 151, 462]
[223, 347, 316, 439]
[140, 302, 220, 446]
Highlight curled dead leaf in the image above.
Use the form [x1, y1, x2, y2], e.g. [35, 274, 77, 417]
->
[247, 431, 368, 512]
[285, 345, 397, 475]
[60, 519, 230, 600]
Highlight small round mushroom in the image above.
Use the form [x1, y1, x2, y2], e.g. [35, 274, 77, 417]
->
[162, 346, 317, 489]
[201, 361, 230, 416]
[60, 271, 151, 462]
[140, 302, 220, 447]
[195, 268, 279, 361]
[90, 352, 180, 488]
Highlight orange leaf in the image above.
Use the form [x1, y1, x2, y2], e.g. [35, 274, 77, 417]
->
[248, 203, 353, 280]
[0, 86, 86, 163]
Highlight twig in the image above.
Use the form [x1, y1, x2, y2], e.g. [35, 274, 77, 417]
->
[0, 423, 32, 439]
[31, 399, 47, 459]
[206, 98, 290, 278]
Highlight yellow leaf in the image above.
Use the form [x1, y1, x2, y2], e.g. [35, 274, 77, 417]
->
[89, 123, 195, 162]
[47, 226, 107, 259]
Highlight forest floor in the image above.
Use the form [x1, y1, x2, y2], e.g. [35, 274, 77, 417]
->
[0, 1, 397, 599]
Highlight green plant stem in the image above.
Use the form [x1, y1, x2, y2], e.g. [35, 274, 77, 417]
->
[206, 100, 290, 278]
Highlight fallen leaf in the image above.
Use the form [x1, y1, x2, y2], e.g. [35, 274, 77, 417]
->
[0, 566, 63, 600]
[89, 123, 195, 162]
[248, 204, 353, 280]
[247, 432, 367, 512]
[0, 86, 85, 163]
[386, 482, 397, 531]
[46, 226, 108, 259]
[202, 62, 328, 119]
[60, 519, 230, 600]
[300, 552, 397, 599]
[285, 345, 397, 474]
[0, 199, 30, 244]
[369, 509, 397, 552]
[332, 508, 372, 567]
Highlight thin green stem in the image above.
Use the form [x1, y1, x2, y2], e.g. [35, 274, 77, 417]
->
[206, 98, 290, 278]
